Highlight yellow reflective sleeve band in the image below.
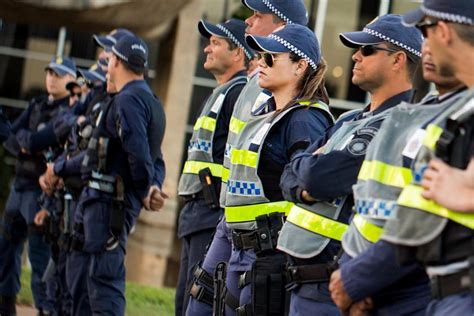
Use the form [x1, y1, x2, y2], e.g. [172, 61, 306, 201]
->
[229, 116, 246, 135]
[286, 205, 348, 241]
[230, 149, 258, 168]
[182, 161, 223, 178]
[352, 214, 384, 243]
[299, 101, 330, 113]
[423, 124, 443, 150]
[194, 116, 217, 132]
[222, 167, 230, 183]
[225, 201, 294, 223]
[358, 160, 412, 188]
[398, 184, 474, 229]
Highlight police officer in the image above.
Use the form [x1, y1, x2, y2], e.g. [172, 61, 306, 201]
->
[35, 64, 110, 316]
[379, 1, 474, 314]
[0, 57, 76, 316]
[219, 24, 334, 316]
[327, 39, 466, 316]
[69, 34, 166, 315]
[274, 14, 422, 315]
[175, 18, 254, 316]
[186, 2, 309, 315]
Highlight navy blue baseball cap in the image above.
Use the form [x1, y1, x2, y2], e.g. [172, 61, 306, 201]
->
[93, 28, 134, 51]
[198, 19, 256, 60]
[111, 34, 148, 71]
[45, 56, 77, 78]
[97, 58, 108, 69]
[242, 0, 308, 25]
[402, 0, 474, 27]
[339, 14, 423, 58]
[246, 24, 320, 70]
[77, 63, 106, 83]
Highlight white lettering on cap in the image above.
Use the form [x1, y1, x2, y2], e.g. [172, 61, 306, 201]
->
[131, 44, 146, 54]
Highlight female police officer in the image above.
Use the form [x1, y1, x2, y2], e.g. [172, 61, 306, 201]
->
[219, 24, 334, 316]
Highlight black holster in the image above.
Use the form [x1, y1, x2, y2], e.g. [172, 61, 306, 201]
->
[199, 168, 220, 210]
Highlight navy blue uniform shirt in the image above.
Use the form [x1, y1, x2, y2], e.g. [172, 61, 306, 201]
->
[107, 80, 166, 213]
[259, 98, 333, 202]
[7, 95, 70, 190]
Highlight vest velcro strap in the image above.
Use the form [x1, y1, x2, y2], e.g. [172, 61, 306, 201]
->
[229, 116, 246, 135]
[182, 161, 223, 178]
[398, 184, 474, 229]
[286, 205, 348, 241]
[194, 116, 217, 132]
[423, 124, 443, 150]
[225, 201, 294, 223]
[352, 214, 384, 243]
[230, 149, 258, 168]
[358, 160, 412, 188]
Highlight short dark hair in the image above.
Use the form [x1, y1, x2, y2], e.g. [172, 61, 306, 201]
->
[272, 14, 284, 24]
[385, 43, 420, 82]
[451, 23, 474, 46]
[117, 56, 147, 76]
[223, 38, 251, 69]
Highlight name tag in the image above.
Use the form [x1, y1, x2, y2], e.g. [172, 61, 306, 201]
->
[210, 94, 225, 114]
[251, 122, 271, 146]
[402, 128, 426, 159]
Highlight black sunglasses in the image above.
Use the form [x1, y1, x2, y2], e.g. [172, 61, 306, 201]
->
[359, 45, 399, 57]
[258, 52, 277, 67]
[416, 19, 440, 37]
[70, 92, 82, 98]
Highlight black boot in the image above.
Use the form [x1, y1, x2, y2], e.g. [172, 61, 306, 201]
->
[0, 295, 16, 316]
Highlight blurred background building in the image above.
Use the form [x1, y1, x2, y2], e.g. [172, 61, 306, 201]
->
[0, 0, 422, 288]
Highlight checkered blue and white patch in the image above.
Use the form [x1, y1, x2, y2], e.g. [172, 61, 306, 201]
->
[227, 180, 263, 196]
[188, 138, 212, 154]
[355, 198, 396, 219]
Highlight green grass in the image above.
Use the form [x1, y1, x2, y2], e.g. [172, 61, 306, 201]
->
[19, 268, 175, 315]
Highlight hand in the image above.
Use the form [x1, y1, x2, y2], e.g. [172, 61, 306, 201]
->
[421, 158, 474, 212]
[77, 115, 86, 126]
[44, 163, 60, 189]
[301, 190, 316, 203]
[34, 209, 50, 226]
[39, 174, 54, 196]
[312, 145, 325, 155]
[329, 269, 353, 312]
[143, 185, 168, 212]
[349, 298, 373, 316]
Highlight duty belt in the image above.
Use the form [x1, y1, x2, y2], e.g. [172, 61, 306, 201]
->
[181, 190, 206, 203]
[285, 263, 336, 285]
[430, 267, 472, 299]
[232, 212, 284, 253]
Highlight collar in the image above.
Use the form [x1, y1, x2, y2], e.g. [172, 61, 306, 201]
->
[360, 89, 412, 118]
[229, 70, 248, 81]
[121, 79, 149, 92]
